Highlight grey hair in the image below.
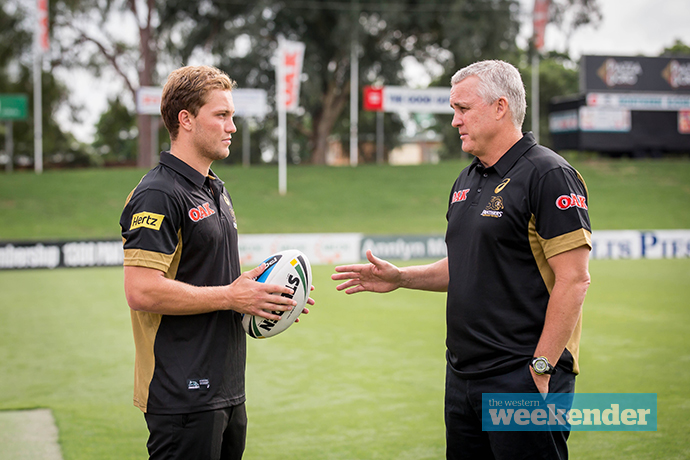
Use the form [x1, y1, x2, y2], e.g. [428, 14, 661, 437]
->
[450, 60, 526, 129]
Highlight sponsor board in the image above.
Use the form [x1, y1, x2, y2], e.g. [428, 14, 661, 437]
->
[360, 235, 448, 261]
[2, 230, 689, 269]
[0, 241, 124, 270]
[238, 233, 362, 267]
[591, 230, 690, 259]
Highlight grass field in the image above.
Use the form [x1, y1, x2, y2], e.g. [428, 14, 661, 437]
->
[1, 157, 690, 240]
[1, 159, 690, 459]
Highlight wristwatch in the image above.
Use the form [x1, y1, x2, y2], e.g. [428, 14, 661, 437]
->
[531, 356, 556, 375]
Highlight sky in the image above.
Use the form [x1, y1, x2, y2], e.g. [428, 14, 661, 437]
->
[58, 0, 690, 143]
[524, 0, 690, 58]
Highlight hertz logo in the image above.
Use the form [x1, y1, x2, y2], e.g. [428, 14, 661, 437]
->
[131, 212, 165, 231]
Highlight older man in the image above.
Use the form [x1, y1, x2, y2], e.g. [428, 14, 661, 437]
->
[333, 60, 591, 459]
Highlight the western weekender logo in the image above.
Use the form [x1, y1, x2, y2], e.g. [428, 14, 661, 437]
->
[482, 393, 656, 431]
[130, 211, 165, 231]
[188, 202, 216, 222]
[597, 58, 643, 87]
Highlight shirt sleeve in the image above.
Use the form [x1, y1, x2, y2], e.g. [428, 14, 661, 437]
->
[120, 188, 182, 272]
[531, 166, 592, 259]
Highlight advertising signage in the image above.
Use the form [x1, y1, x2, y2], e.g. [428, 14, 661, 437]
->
[581, 55, 690, 93]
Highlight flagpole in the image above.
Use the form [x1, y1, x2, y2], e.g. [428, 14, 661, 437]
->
[276, 39, 287, 196]
[34, 0, 49, 174]
[349, 0, 359, 166]
[532, 52, 540, 143]
[531, 0, 550, 144]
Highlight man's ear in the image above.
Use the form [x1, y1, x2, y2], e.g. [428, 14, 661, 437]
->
[495, 97, 510, 121]
[178, 110, 193, 133]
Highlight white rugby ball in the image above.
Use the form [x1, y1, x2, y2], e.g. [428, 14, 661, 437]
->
[242, 249, 312, 339]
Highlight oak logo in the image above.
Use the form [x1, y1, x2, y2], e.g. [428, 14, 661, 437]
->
[556, 194, 587, 211]
[130, 212, 165, 231]
[452, 189, 470, 203]
[188, 202, 216, 222]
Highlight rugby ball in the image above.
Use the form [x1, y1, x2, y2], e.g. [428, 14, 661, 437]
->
[242, 249, 312, 339]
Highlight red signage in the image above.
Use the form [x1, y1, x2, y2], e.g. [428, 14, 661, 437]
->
[37, 0, 50, 53]
[533, 0, 550, 51]
[276, 41, 305, 113]
[363, 86, 384, 112]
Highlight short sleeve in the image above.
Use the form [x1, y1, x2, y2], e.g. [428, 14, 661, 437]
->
[531, 166, 592, 258]
[120, 188, 182, 271]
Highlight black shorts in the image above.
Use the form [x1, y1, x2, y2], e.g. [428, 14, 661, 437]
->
[144, 404, 247, 460]
[445, 362, 576, 460]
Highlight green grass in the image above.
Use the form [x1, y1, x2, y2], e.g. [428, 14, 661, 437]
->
[1, 259, 689, 459]
[1, 158, 690, 241]
[1, 158, 690, 458]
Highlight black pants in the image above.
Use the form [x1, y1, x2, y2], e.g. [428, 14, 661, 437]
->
[445, 362, 576, 460]
[145, 404, 247, 460]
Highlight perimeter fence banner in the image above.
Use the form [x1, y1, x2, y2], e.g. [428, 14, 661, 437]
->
[1, 230, 689, 270]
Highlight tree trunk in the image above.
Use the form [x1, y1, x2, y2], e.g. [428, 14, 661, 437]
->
[134, 0, 157, 169]
[310, 80, 350, 165]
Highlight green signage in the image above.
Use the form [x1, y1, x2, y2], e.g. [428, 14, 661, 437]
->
[0, 94, 29, 120]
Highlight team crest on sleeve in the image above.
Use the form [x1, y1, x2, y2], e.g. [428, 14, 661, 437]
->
[555, 193, 588, 211]
[131, 211, 165, 231]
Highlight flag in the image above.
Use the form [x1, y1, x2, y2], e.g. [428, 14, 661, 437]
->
[276, 40, 306, 113]
[37, 0, 50, 53]
[533, 0, 550, 51]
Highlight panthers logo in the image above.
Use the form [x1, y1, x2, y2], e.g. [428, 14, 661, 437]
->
[486, 196, 504, 211]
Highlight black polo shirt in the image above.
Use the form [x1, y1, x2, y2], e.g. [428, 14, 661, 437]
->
[445, 133, 591, 379]
[120, 151, 245, 414]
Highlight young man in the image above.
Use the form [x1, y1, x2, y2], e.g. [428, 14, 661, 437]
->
[121, 65, 310, 460]
[333, 60, 591, 459]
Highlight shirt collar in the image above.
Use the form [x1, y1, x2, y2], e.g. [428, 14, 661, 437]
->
[467, 132, 537, 177]
[159, 151, 223, 188]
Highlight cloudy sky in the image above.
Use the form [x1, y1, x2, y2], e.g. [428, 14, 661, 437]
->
[525, 0, 690, 58]
[60, 0, 690, 142]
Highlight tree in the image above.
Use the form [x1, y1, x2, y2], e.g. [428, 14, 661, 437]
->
[0, 1, 92, 169]
[548, 0, 602, 45]
[662, 39, 690, 56]
[92, 96, 138, 164]
[52, 0, 161, 168]
[158, 0, 523, 164]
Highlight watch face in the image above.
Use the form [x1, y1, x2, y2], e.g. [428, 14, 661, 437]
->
[534, 358, 547, 373]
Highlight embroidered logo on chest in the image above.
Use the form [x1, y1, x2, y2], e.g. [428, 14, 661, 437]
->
[452, 189, 470, 203]
[481, 196, 504, 218]
[188, 202, 216, 222]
